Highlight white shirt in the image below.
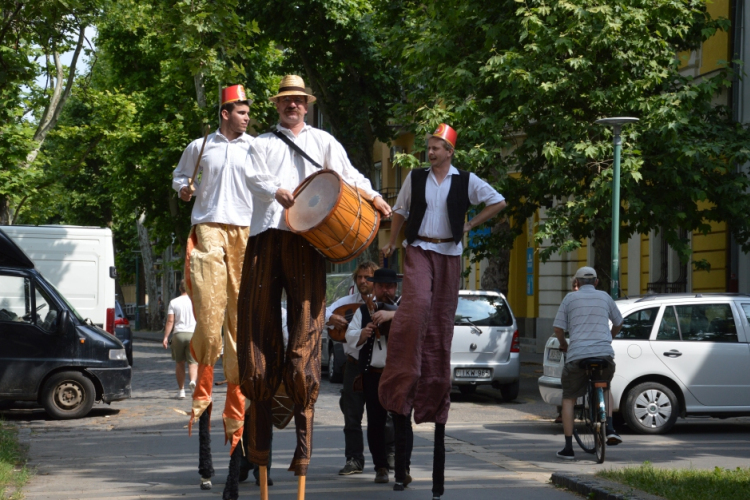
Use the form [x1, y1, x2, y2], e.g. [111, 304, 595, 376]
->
[281, 307, 289, 349]
[345, 308, 387, 368]
[172, 131, 263, 226]
[392, 166, 505, 256]
[167, 294, 196, 333]
[325, 292, 366, 358]
[247, 124, 380, 236]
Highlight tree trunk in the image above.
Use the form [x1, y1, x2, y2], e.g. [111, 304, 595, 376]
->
[136, 212, 161, 330]
[592, 227, 613, 295]
[162, 245, 177, 301]
[480, 219, 512, 296]
[0, 196, 11, 225]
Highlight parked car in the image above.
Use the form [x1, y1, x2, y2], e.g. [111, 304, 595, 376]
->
[0, 229, 131, 419]
[114, 301, 133, 365]
[538, 293, 750, 434]
[1, 225, 117, 334]
[452, 290, 520, 400]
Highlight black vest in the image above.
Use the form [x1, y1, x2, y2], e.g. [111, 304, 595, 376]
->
[404, 168, 471, 245]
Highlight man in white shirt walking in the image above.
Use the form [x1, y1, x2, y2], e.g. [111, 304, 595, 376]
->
[236, 75, 391, 483]
[172, 85, 262, 492]
[346, 268, 401, 485]
[379, 124, 506, 496]
[162, 280, 197, 399]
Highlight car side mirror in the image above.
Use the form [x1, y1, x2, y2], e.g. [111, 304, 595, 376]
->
[57, 310, 69, 335]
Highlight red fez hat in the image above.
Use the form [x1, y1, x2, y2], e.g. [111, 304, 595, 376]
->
[431, 123, 457, 148]
[221, 84, 250, 106]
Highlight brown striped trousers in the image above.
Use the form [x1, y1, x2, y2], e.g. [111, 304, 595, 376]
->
[237, 229, 326, 476]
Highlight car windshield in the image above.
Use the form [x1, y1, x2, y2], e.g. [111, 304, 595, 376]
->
[455, 295, 513, 327]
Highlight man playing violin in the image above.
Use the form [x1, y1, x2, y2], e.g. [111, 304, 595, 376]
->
[345, 268, 402, 485]
[325, 261, 390, 476]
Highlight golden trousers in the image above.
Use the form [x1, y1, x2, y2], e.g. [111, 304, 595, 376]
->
[186, 223, 249, 453]
[237, 229, 326, 476]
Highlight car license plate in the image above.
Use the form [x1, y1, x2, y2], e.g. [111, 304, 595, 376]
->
[455, 369, 491, 378]
[548, 349, 562, 362]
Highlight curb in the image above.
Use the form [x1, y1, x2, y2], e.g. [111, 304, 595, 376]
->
[551, 472, 665, 500]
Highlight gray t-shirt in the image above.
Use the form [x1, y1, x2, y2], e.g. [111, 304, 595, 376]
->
[553, 285, 623, 363]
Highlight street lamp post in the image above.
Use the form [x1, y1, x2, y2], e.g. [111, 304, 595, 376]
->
[595, 117, 639, 299]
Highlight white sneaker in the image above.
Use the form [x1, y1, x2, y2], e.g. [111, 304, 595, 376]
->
[178, 389, 186, 399]
[189, 380, 196, 391]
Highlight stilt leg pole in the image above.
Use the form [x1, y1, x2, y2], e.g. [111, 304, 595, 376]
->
[260, 466, 268, 500]
[297, 476, 306, 500]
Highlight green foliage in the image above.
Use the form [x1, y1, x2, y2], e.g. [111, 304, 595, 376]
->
[0, 419, 29, 500]
[599, 462, 750, 500]
[382, 0, 750, 272]
[244, 0, 402, 174]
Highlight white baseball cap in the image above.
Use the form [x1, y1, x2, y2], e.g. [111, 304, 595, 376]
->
[574, 266, 597, 279]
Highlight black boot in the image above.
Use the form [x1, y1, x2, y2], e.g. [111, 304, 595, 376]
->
[432, 423, 445, 499]
[392, 413, 411, 491]
[222, 444, 242, 500]
[198, 411, 215, 489]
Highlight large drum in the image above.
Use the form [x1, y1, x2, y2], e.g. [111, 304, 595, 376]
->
[285, 170, 380, 264]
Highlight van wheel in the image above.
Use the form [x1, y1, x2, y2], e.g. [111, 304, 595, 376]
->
[499, 379, 520, 402]
[42, 371, 96, 419]
[623, 382, 679, 434]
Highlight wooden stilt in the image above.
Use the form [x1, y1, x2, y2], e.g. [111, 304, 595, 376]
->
[296, 475, 306, 500]
[259, 466, 268, 500]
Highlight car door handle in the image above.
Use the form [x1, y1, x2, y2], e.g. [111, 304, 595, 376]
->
[663, 350, 682, 357]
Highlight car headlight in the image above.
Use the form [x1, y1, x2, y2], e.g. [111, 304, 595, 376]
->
[109, 349, 127, 361]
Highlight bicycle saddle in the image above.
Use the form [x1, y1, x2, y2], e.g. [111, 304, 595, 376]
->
[578, 357, 609, 370]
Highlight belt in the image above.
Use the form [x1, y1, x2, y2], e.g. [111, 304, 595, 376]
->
[347, 355, 358, 364]
[368, 367, 384, 373]
[418, 235, 454, 244]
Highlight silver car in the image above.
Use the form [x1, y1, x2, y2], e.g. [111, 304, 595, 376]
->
[538, 293, 750, 434]
[452, 290, 520, 401]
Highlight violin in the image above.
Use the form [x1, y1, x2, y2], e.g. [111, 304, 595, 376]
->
[329, 302, 363, 342]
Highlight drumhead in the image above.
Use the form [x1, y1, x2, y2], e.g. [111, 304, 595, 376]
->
[287, 171, 341, 231]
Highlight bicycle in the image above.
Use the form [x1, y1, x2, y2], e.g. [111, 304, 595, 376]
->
[572, 357, 610, 463]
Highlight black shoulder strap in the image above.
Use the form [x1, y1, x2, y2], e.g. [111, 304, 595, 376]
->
[271, 129, 324, 170]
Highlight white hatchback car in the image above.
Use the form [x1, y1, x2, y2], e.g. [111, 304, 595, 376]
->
[538, 293, 750, 434]
[452, 290, 520, 401]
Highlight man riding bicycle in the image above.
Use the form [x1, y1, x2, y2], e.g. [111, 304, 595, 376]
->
[553, 266, 624, 460]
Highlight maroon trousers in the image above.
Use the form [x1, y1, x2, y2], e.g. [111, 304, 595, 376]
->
[378, 246, 461, 424]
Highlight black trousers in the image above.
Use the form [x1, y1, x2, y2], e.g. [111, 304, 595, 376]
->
[363, 370, 389, 470]
[340, 358, 365, 465]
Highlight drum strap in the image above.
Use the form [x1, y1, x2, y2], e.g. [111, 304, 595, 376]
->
[271, 130, 324, 170]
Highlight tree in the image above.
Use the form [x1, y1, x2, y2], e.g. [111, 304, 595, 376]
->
[381, 0, 750, 293]
[0, 0, 101, 224]
[245, 0, 401, 179]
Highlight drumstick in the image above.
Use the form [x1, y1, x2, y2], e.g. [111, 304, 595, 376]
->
[188, 125, 211, 194]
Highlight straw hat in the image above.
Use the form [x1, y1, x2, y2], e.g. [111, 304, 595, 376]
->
[270, 75, 317, 104]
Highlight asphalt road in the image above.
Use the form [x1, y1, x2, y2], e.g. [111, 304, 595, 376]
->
[3, 337, 750, 500]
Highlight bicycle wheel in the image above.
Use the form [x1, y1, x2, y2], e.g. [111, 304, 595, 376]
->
[573, 392, 596, 454]
[593, 387, 606, 463]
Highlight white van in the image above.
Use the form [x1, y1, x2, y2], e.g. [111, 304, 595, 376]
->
[0, 225, 117, 333]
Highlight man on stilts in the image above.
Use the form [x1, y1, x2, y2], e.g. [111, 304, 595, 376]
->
[173, 85, 262, 498]
[379, 123, 506, 499]
[237, 75, 391, 500]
